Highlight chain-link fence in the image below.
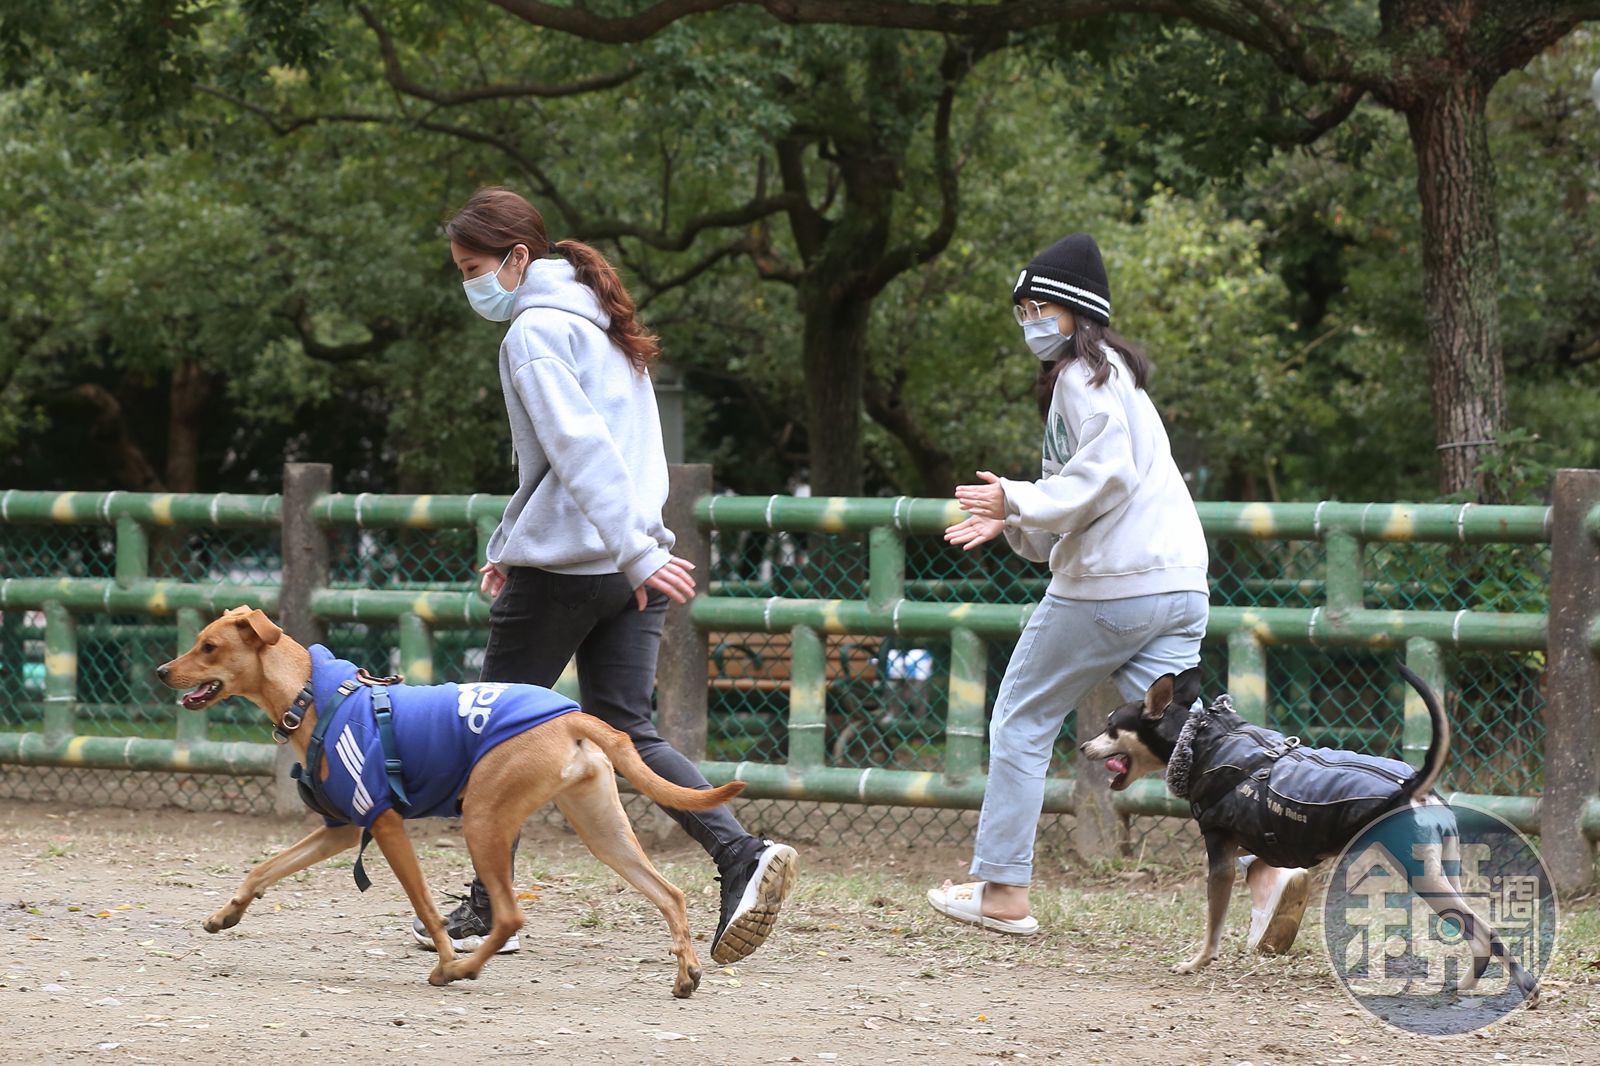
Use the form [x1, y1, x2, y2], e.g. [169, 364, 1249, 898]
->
[0, 485, 1584, 870]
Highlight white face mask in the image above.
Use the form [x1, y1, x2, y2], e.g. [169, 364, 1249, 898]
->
[462, 249, 524, 322]
[1021, 315, 1073, 361]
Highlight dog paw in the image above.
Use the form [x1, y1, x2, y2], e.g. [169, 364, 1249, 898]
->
[203, 906, 243, 933]
[1170, 956, 1211, 975]
[427, 964, 452, 987]
[672, 964, 702, 999]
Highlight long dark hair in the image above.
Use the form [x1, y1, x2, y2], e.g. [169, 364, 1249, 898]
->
[445, 186, 660, 372]
[1035, 319, 1151, 420]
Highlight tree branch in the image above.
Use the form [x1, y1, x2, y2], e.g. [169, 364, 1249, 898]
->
[357, 3, 639, 106]
[863, 36, 997, 295]
[489, 0, 1369, 86]
[1278, 83, 1367, 144]
[491, 0, 1120, 40]
[776, 135, 827, 261]
[196, 84, 572, 213]
[862, 363, 957, 495]
[582, 193, 812, 251]
[289, 308, 404, 363]
[628, 237, 756, 307]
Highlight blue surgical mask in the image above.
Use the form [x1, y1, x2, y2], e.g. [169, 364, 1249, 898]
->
[1021, 316, 1073, 361]
[462, 250, 523, 322]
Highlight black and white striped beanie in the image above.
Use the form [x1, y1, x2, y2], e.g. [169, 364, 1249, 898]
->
[1012, 233, 1111, 326]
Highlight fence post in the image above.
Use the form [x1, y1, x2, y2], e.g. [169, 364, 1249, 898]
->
[399, 612, 435, 685]
[1227, 631, 1268, 725]
[1403, 638, 1445, 771]
[1072, 681, 1129, 861]
[1543, 469, 1600, 895]
[175, 607, 207, 747]
[1323, 529, 1363, 613]
[115, 515, 148, 586]
[278, 462, 331, 816]
[42, 602, 77, 740]
[788, 625, 827, 769]
[657, 464, 712, 765]
[943, 627, 987, 783]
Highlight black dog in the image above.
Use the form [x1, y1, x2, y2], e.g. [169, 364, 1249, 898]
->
[1079, 666, 1537, 1002]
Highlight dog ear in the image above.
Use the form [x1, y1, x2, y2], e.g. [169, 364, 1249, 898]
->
[234, 608, 282, 647]
[1142, 674, 1176, 719]
[1172, 667, 1203, 712]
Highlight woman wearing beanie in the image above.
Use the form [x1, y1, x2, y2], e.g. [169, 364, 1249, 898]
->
[927, 233, 1309, 951]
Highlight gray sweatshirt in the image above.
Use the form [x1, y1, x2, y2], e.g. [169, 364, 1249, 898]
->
[485, 258, 673, 587]
[1000, 347, 1208, 600]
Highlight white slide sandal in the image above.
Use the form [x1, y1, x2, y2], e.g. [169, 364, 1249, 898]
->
[926, 880, 1040, 936]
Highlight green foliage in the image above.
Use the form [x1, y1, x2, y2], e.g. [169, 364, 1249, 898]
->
[0, 3, 1596, 503]
[0, 72, 511, 493]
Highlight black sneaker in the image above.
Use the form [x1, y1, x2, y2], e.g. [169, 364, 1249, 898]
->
[411, 882, 521, 954]
[710, 840, 797, 964]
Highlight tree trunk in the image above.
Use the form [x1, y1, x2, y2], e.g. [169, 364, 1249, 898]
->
[1404, 76, 1506, 499]
[165, 358, 212, 494]
[864, 372, 959, 496]
[800, 293, 871, 496]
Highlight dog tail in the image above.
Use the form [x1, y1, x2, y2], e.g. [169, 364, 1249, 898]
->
[1397, 663, 1450, 801]
[571, 714, 746, 811]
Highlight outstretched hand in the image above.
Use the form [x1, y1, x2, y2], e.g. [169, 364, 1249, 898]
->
[954, 471, 1007, 521]
[636, 555, 697, 610]
[944, 515, 1005, 552]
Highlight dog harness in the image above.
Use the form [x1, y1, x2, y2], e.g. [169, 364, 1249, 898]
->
[1168, 694, 1418, 869]
[292, 645, 579, 890]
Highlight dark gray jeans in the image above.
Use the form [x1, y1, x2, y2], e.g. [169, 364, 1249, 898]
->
[481, 566, 762, 873]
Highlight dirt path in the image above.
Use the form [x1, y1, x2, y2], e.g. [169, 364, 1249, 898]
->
[1, 802, 1595, 1065]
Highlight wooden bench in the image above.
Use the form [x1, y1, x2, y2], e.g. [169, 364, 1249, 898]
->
[706, 631, 879, 691]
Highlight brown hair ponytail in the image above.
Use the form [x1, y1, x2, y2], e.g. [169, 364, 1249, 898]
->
[446, 187, 660, 372]
[551, 238, 660, 371]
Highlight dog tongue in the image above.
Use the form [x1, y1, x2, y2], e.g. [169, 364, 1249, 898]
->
[1105, 755, 1130, 776]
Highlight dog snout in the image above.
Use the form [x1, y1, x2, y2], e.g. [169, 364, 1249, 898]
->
[155, 663, 171, 683]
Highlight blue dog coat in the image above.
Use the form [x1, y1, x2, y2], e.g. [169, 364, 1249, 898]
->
[298, 645, 578, 831]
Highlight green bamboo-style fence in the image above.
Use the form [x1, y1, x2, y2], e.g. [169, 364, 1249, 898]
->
[3, 478, 1599, 860]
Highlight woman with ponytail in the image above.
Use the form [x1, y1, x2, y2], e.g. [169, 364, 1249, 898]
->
[421, 186, 796, 964]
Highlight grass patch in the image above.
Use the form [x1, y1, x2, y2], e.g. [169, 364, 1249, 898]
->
[506, 843, 1600, 989]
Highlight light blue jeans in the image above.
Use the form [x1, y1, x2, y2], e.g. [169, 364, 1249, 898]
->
[971, 590, 1209, 886]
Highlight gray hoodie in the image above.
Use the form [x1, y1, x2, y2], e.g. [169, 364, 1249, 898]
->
[999, 346, 1208, 600]
[485, 258, 673, 587]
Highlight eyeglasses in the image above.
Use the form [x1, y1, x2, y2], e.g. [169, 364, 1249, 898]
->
[1013, 300, 1050, 325]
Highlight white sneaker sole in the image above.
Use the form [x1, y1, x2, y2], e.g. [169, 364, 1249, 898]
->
[711, 844, 798, 965]
[1249, 868, 1311, 955]
[412, 921, 520, 954]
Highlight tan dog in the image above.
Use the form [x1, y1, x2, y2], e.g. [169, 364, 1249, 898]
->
[156, 606, 743, 997]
